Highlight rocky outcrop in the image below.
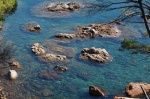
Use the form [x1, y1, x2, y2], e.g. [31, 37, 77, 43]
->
[55, 24, 121, 39]
[46, 2, 81, 12]
[55, 65, 68, 71]
[89, 85, 105, 96]
[126, 82, 150, 97]
[31, 43, 46, 55]
[43, 53, 66, 61]
[8, 70, 18, 80]
[80, 47, 111, 63]
[10, 61, 22, 69]
[25, 22, 41, 32]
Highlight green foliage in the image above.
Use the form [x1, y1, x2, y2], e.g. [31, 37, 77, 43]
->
[0, 0, 17, 23]
[120, 39, 150, 54]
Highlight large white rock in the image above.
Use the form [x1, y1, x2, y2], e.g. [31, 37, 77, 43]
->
[8, 70, 18, 80]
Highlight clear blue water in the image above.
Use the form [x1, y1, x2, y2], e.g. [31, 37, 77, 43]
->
[1, 0, 150, 99]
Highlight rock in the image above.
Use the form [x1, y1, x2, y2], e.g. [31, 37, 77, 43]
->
[113, 96, 139, 99]
[26, 22, 41, 32]
[0, 86, 3, 92]
[126, 82, 150, 97]
[0, 26, 2, 30]
[43, 53, 66, 61]
[54, 33, 76, 39]
[31, 43, 46, 55]
[89, 85, 105, 96]
[46, 2, 81, 12]
[10, 61, 22, 69]
[8, 70, 18, 80]
[55, 65, 68, 71]
[80, 47, 111, 63]
[39, 70, 61, 80]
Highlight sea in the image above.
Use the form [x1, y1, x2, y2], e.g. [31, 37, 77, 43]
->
[1, 0, 150, 98]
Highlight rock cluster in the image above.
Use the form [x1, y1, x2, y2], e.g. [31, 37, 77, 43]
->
[0, 86, 7, 99]
[31, 43, 46, 55]
[126, 82, 150, 97]
[80, 47, 111, 63]
[46, 2, 81, 12]
[55, 24, 121, 39]
[43, 53, 66, 61]
[8, 70, 18, 80]
[89, 85, 105, 96]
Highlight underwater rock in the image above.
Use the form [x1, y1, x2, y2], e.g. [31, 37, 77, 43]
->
[55, 65, 68, 71]
[25, 22, 41, 32]
[43, 53, 66, 61]
[46, 2, 81, 12]
[31, 43, 46, 55]
[113, 96, 139, 99]
[89, 85, 105, 96]
[126, 82, 150, 97]
[10, 61, 22, 69]
[8, 70, 18, 80]
[55, 23, 121, 39]
[80, 47, 111, 63]
[39, 70, 61, 80]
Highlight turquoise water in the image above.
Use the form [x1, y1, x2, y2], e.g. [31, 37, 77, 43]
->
[1, 0, 150, 99]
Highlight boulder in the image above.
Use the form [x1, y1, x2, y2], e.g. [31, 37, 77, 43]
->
[10, 61, 22, 69]
[0, 26, 2, 30]
[55, 65, 68, 71]
[43, 53, 66, 61]
[26, 22, 41, 32]
[80, 47, 111, 63]
[8, 70, 18, 80]
[126, 82, 150, 97]
[31, 43, 46, 55]
[89, 85, 105, 96]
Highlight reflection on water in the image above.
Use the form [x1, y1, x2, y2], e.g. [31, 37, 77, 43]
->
[0, 0, 150, 99]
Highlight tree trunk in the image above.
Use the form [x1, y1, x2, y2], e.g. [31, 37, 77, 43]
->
[138, 0, 150, 37]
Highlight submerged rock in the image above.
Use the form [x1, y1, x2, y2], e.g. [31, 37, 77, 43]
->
[31, 43, 46, 55]
[80, 47, 111, 63]
[126, 82, 150, 97]
[89, 85, 106, 96]
[8, 70, 18, 80]
[43, 53, 66, 61]
[46, 2, 81, 12]
[113, 96, 139, 99]
[10, 61, 22, 69]
[55, 24, 121, 39]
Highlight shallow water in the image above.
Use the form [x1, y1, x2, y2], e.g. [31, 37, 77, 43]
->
[1, 0, 150, 99]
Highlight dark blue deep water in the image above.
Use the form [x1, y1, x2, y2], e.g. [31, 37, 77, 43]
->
[1, 0, 150, 99]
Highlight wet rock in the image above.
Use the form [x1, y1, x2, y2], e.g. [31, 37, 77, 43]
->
[10, 61, 22, 69]
[31, 43, 46, 55]
[39, 70, 61, 80]
[89, 85, 105, 96]
[42, 89, 52, 97]
[43, 53, 66, 61]
[8, 70, 18, 80]
[54, 33, 76, 39]
[80, 47, 111, 63]
[113, 96, 139, 99]
[46, 2, 81, 12]
[55, 65, 68, 71]
[0, 91, 7, 99]
[25, 22, 41, 32]
[126, 82, 150, 97]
